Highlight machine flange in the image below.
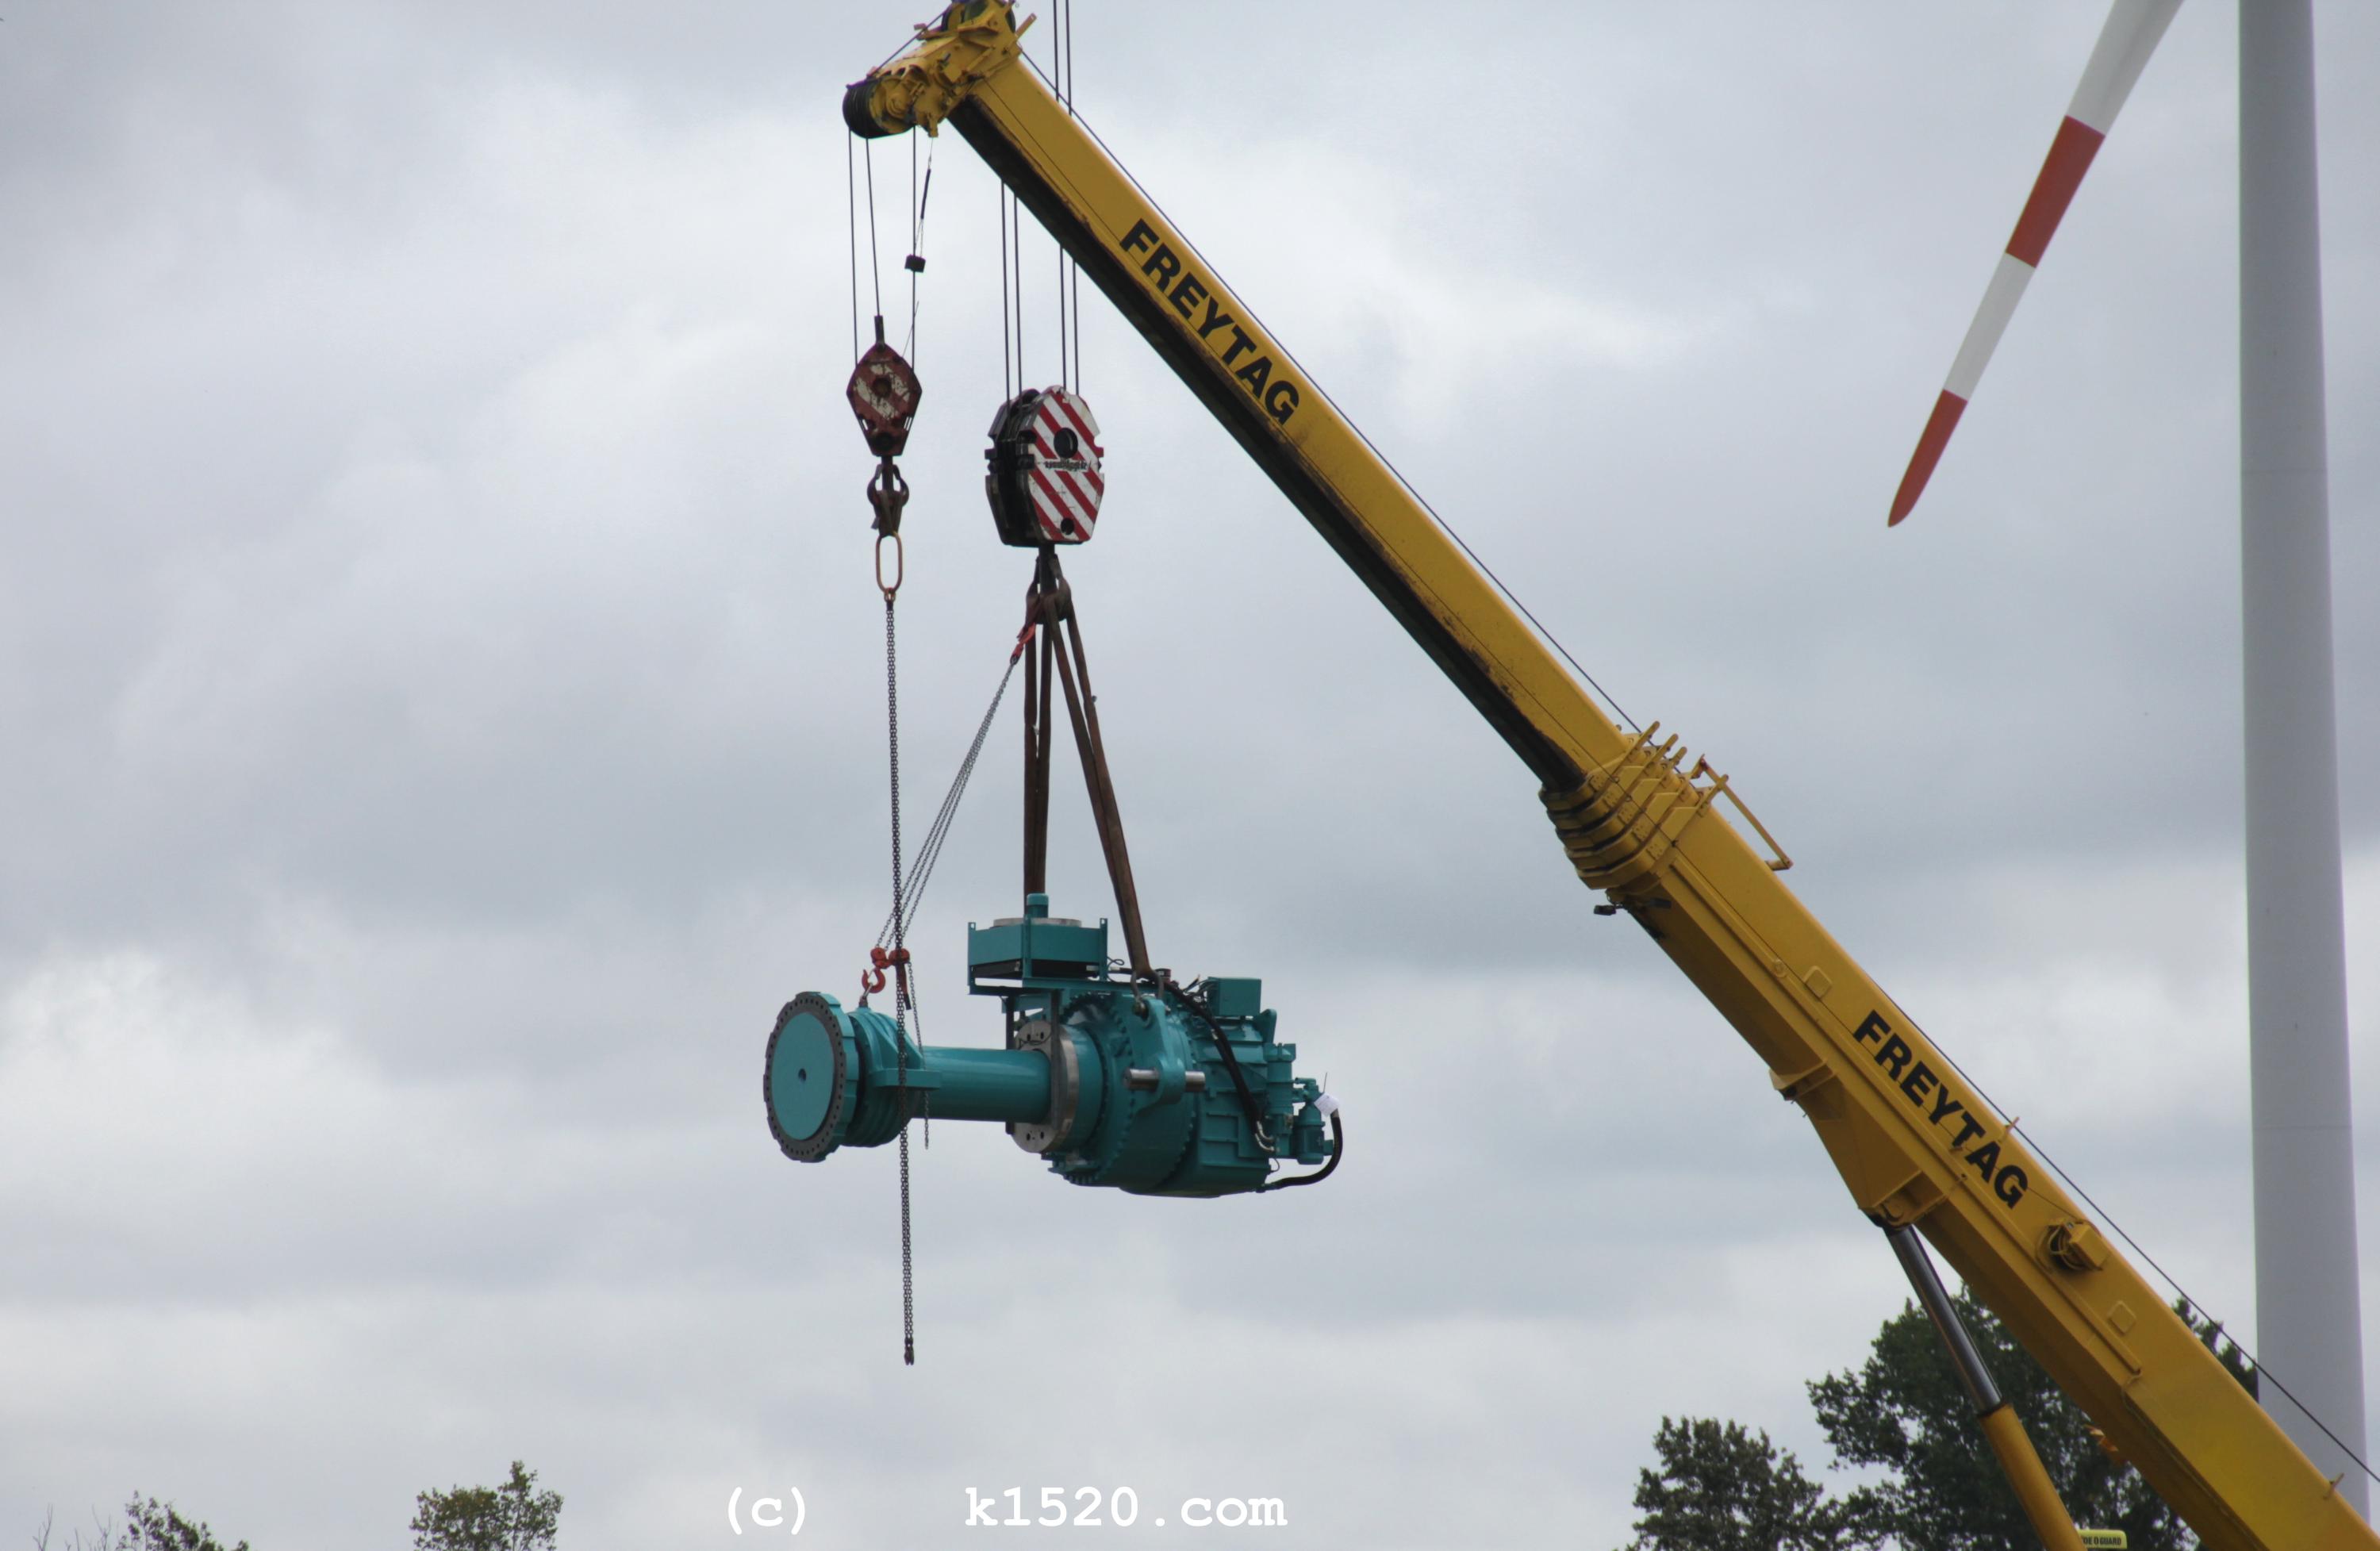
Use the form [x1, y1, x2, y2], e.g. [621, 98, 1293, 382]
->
[764, 992, 860, 1162]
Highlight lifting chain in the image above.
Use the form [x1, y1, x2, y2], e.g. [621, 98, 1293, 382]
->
[847, 308, 926, 1365]
[883, 585, 915, 1366]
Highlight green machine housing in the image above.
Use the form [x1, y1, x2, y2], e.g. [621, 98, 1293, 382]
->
[765, 895, 1334, 1196]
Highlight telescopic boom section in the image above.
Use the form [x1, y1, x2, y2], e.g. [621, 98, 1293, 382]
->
[845, 9, 2376, 1547]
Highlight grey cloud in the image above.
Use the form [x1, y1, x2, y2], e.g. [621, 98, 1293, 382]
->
[5, 1, 2378, 1546]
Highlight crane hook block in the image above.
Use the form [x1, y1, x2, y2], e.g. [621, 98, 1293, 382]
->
[985, 387, 1104, 547]
[762, 895, 1336, 1196]
[848, 340, 923, 459]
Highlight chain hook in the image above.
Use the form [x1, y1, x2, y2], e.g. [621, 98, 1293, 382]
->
[868, 457, 909, 535]
[868, 451, 910, 601]
[863, 943, 912, 998]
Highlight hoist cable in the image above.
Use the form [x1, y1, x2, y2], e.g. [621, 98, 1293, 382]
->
[1067, 0, 1083, 390]
[999, 186, 1024, 396]
[1015, 192, 1026, 388]
[1061, 0, 1081, 390]
[997, 194, 1012, 399]
[905, 133, 924, 364]
[862, 139, 884, 321]
[910, 140, 935, 367]
[846, 136, 862, 362]
[907, 132, 917, 359]
[1011, 63, 1640, 735]
[1050, 0, 1068, 390]
[1046, 0, 1077, 391]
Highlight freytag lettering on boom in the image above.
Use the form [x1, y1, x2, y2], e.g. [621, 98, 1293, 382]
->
[1852, 1011, 2030, 1209]
[1118, 220, 1301, 427]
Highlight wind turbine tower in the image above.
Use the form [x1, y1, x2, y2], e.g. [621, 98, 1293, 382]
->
[1889, 0, 2366, 1506]
[2238, 0, 2363, 1508]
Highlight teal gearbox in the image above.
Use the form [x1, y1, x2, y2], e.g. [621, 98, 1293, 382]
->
[764, 895, 1337, 1196]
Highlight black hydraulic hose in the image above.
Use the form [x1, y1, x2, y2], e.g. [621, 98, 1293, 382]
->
[1265, 1111, 1342, 1192]
[1170, 981, 1271, 1144]
[1167, 980, 1341, 1189]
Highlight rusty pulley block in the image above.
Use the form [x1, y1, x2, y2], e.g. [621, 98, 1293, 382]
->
[849, 322, 923, 594]
[847, 325, 922, 459]
[848, 322, 923, 555]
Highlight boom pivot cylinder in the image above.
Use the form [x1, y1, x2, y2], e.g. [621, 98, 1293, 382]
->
[1887, 1225, 2085, 1551]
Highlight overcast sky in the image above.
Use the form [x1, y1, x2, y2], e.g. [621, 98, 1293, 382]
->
[4, 3, 2378, 1546]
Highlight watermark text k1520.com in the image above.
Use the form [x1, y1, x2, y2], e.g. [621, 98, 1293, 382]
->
[965, 1487, 1286, 1530]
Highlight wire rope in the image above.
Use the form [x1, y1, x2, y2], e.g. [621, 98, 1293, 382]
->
[1013, 60, 1636, 734]
[1907, 1016, 2380, 1490]
[846, 135, 861, 360]
[862, 139, 883, 321]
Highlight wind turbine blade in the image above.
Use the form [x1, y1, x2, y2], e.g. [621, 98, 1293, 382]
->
[1888, 0, 2184, 526]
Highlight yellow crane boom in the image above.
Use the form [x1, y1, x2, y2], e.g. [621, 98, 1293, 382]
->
[841, 7, 2374, 1546]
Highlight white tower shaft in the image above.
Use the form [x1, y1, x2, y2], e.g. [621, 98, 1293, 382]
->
[2240, 0, 2366, 1511]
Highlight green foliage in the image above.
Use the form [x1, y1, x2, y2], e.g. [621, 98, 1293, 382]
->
[1619, 1417, 1865, 1551]
[1807, 1291, 2181, 1551]
[29, 1498, 247, 1551]
[1806, 1295, 2254, 1551]
[409, 1461, 562, 1551]
[2176, 1299, 2257, 1399]
[1626, 1295, 2255, 1551]
[120, 1497, 250, 1551]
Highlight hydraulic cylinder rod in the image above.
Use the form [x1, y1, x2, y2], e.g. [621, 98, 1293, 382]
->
[1889, 1224, 2086, 1551]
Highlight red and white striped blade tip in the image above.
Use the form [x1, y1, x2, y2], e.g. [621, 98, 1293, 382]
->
[1888, 391, 1969, 527]
[1887, 0, 2180, 528]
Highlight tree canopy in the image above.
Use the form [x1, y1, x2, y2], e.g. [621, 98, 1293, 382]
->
[29, 1497, 248, 1551]
[119, 1497, 250, 1551]
[33, 1461, 572, 1549]
[1621, 1418, 1859, 1551]
[1620, 1296, 2255, 1551]
[409, 1461, 563, 1551]
[1809, 1291, 2198, 1551]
